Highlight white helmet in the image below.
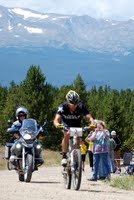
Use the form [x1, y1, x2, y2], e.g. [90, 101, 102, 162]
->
[111, 130, 116, 136]
[16, 106, 28, 119]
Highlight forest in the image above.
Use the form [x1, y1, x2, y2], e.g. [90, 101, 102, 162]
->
[0, 65, 134, 153]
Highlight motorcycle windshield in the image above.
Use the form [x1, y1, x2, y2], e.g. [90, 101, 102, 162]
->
[19, 118, 38, 137]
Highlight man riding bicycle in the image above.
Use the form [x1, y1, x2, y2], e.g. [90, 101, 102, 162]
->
[53, 90, 95, 166]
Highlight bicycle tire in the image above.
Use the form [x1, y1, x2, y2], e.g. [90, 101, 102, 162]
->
[63, 155, 72, 189]
[63, 165, 72, 189]
[72, 149, 82, 190]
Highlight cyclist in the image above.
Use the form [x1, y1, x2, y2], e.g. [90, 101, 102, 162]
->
[53, 90, 95, 166]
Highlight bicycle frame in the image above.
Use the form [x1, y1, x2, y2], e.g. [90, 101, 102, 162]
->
[63, 127, 83, 190]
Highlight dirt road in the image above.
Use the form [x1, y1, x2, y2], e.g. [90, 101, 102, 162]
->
[0, 165, 134, 200]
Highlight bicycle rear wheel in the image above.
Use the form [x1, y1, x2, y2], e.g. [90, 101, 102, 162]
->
[72, 149, 82, 190]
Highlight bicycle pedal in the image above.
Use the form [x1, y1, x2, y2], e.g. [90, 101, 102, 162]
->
[71, 167, 75, 172]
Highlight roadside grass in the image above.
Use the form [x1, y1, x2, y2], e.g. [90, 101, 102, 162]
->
[0, 146, 6, 170]
[0, 146, 61, 170]
[42, 149, 61, 166]
[109, 175, 134, 191]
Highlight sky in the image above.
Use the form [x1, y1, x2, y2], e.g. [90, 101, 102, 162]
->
[0, 0, 134, 21]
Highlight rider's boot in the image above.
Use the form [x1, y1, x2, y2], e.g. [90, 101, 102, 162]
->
[35, 155, 44, 170]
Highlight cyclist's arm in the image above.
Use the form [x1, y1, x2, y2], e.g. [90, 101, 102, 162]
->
[53, 113, 62, 128]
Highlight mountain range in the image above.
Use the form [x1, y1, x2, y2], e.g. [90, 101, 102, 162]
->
[0, 5, 134, 90]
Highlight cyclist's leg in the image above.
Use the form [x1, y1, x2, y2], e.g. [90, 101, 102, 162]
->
[61, 133, 69, 165]
[62, 133, 70, 153]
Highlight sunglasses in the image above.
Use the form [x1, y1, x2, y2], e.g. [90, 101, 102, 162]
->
[69, 103, 77, 107]
[18, 114, 25, 117]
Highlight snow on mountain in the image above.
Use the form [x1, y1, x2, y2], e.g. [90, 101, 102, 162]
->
[10, 8, 50, 20]
[0, 5, 134, 90]
[0, 5, 134, 55]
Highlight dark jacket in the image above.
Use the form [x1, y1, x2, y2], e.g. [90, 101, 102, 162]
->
[113, 137, 121, 151]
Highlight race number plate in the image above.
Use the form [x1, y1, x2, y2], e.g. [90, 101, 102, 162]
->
[69, 127, 83, 137]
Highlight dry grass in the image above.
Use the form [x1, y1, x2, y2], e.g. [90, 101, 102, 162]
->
[0, 146, 61, 170]
[42, 149, 61, 166]
[0, 146, 7, 170]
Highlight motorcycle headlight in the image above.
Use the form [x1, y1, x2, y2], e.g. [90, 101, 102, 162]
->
[36, 144, 41, 149]
[23, 133, 32, 140]
[16, 143, 21, 149]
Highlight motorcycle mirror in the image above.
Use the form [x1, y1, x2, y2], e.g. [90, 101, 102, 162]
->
[7, 120, 12, 127]
[43, 121, 49, 127]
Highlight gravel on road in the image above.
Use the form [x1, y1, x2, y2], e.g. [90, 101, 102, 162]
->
[0, 165, 134, 200]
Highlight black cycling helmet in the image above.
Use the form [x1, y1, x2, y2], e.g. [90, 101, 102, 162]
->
[16, 106, 28, 119]
[66, 90, 79, 105]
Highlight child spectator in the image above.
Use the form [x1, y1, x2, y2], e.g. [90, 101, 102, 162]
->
[85, 131, 94, 171]
[80, 140, 87, 171]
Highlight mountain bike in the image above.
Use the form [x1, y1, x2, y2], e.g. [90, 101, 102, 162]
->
[61, 126, 90, 190]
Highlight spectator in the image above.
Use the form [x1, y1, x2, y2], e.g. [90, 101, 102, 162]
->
[111, 130, 121, 173]
[85, 131, 94, 171]
[80, 140, 87, 171]
[88, 120, 111, 181]
[108, 135, 116, 173]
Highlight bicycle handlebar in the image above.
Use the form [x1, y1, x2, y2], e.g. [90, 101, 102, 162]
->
[56, 123, 96, 131]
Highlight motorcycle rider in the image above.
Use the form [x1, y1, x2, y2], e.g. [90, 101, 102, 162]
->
[53, 90, 95, 166]
[9, 106, 44, 167]
[9, 106, 29, 163]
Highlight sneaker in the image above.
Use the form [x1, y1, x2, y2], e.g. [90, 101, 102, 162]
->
[36, 159, 44, 165]
[61, 158, 67, 166]
[103, 176, 111, 182]
[98, 176, 107, 180]
[87, 177, 97, 181]
[103, 175, 111, 182]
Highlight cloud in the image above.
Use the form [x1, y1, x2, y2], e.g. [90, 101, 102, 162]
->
[0, 0, 134, 20]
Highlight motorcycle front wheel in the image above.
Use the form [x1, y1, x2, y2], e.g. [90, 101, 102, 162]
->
[24, 154, 33, 183]
[7, 160, 12, 170]
[19, 174, 24, 182]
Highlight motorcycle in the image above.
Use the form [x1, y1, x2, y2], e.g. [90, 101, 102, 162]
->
[5, 118, 48, 182]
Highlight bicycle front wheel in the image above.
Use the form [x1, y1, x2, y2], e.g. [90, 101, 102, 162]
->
[72, 149, 82, 190]
[64, 165, 72, 189]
